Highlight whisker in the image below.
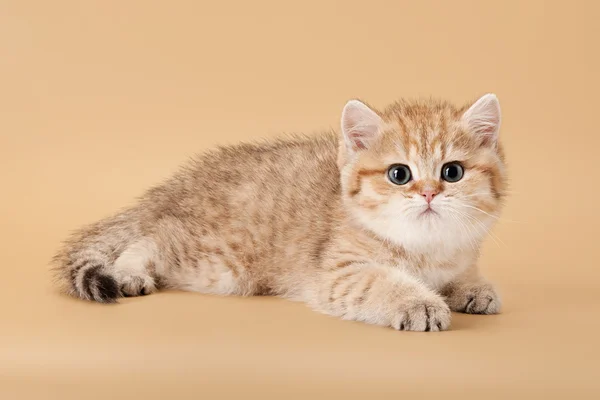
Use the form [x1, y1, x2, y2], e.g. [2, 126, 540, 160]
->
[455, 204, 500, 219]
[456, 203, 522, 224]
[456, 209, 505, 248]
[438, 206, 483, 251]
[439, 205, 506, 248]
[444, 209, 477, 252]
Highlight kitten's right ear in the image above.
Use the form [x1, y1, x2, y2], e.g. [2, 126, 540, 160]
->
[461, 93, 501, 147]
[341, 100, 383, 153]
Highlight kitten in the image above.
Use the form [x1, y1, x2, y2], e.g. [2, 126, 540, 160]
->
[52, 94, 507, 332]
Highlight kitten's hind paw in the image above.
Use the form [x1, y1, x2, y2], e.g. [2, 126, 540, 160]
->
[118, 273, 157, 298]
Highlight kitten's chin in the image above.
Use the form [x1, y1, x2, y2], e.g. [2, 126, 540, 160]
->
[352, 210, 487, 259]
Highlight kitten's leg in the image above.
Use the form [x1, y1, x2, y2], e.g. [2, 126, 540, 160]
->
[442, 266, 501, 314]
[151, 217, 259, 297]
[307, 263, 451, 331]
[162, 252, 258, 297]
[54, 210, 258, 302]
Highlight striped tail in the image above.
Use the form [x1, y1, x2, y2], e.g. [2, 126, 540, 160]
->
[54, 246, 123, 303]
[51, 209, 153, 303]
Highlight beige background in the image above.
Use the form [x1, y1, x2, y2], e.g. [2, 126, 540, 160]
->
[1, 1, 599, 399]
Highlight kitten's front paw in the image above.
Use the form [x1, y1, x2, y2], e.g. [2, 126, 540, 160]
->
[394, 295, 451, 332]
[444, 283, 501, 314]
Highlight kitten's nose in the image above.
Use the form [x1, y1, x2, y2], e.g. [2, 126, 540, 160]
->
[421, 189, 438, 203]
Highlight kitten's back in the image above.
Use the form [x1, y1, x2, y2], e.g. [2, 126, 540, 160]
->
[53, 132, 343, 301]
[140, 132, 344, 294]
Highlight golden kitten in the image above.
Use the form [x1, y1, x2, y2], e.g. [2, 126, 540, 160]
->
[52, 94, 507, 332]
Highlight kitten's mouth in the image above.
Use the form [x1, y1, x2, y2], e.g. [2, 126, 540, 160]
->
[419, 207, 438, 217]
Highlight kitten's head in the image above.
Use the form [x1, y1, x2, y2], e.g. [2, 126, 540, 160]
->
[338, 94, 507, 257]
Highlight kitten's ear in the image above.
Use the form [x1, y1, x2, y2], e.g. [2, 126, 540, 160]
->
[461, 94, 501, 146]
[341, 100, 383, 152]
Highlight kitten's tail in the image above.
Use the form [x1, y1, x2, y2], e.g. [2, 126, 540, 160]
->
[51, 208, 156, 303]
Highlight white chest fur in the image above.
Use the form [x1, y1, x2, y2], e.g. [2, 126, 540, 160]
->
[399, 251, 472, 292]
[412, 265, 462, 291]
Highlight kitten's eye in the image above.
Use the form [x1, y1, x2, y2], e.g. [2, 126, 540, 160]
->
[441, 162, 464, 183]
[387, 164, 412, 185]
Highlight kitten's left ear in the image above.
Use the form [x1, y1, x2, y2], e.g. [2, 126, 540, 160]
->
[461, 93, 501, 146]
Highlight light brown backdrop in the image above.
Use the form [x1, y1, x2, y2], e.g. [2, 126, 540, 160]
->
[1, 1, 599, 399]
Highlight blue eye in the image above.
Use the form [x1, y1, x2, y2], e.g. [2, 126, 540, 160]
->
[441, 162, 464, 182]
[387, 164, 412, 185]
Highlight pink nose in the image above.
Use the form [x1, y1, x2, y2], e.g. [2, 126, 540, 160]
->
[421, 189, 438, 203]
